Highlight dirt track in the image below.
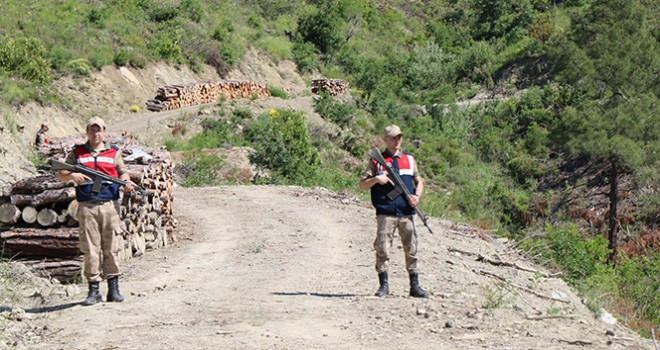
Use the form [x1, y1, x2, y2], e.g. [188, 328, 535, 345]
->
[7, 185, 649, 350]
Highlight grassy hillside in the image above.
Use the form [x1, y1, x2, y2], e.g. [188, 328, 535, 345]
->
[0, 0, 658, 335]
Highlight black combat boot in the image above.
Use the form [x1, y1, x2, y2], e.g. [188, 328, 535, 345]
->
[106, 276, 124, 302]
[83, 282, 102, 306]
[409, 273, 429, 298]
[375, 271, 389, 297]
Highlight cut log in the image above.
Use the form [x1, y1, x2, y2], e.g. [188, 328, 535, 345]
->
[22, 258, 82, 283]
[67, 200, 79, 221]
[37, 208, 59, 227]
[132, 233, 146, 257]
[21, 206, 38, 224]
[0, 203, 21, 224]
[0, 227, 80, 257]
[11, 174, 71, 194]
[10, 187, 76, 207]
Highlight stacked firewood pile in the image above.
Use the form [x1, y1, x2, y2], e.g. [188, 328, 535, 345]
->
[311, 78, 349, 96]
[0, 133, 176, 282]
[146, 80, 271, 112]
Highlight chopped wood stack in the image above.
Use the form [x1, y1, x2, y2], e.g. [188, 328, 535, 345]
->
[146, 80, 271, 112]
[312, 78, 349, 96]
[1, 134, 177, 282]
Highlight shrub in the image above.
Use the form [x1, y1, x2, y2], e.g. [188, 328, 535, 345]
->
[297, 8, 345, 55]
[49, 46, 76, 72]
[429, 104, 472, 145]
[454, 42, 496, 87]
[114, 49, 130, 67]
[314, 92, 356, 129]
[615, 252, 660, 330]
[0, 37, 52, 83]
[150, 33, 183, 63]
[292, 41, 319, 74]
[406, 42, 455, 91]
[544, 224, 610, 284]
[182, 153, 226, 187]
[219, 37, 245, 66]
[149, 5, 178, 23]
[180, 0, 203, 23]
[243, 109, 321, 185]
[88, 47, 115, 69]
[269, 86, 288, 99]
[67, 58, 92, 76]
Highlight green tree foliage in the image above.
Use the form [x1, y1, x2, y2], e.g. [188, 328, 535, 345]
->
[0, 37, 52, 83]
[551, 0, 659, 261]
[297, 7, 345, 56]
[406, 42, 456, 91]
[244, 109, 321, 185]
[454, 41, 497, 87]
[616, 252, 660, 328]
[543, 224, 611, 283]
[468, 0, 535, 41]
[313, 92, 356, 129]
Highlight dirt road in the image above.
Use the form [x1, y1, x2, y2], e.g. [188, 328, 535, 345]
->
[7, 185, 648, 350]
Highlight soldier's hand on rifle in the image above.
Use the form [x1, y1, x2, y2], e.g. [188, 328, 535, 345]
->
[120, 174, 135, 192]
[375, 172, 394, 186]
[63, 171, 91, 185]
[408, 194, 420, 208]
[124, 181, 135, 192]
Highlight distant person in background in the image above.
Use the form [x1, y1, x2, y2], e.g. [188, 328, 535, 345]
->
[34, 122, 49, 148]
[56, 116, 134, 306]
[17, 124, 30, 147]
[359, 124, 429, 298]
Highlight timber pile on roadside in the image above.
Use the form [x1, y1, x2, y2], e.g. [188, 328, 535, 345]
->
[0, 133, 176, 282]
[146, 80, 271, 112]
[311, 78, 349, 96]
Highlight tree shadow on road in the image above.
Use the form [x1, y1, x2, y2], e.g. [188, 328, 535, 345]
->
[0, 302, 81, 314]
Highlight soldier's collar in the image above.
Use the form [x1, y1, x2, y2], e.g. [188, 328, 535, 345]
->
[84, 141, 111, 152]
[385, 149, 402, 158]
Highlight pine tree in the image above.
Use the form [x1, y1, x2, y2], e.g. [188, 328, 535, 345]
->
[555, 0, 659, 262]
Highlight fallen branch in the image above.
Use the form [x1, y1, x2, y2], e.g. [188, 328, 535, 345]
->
[477, 253, 561, 278]
[557, 338, 592, 346]
[448, 247, 560, 278]
[477, 269, 570, 304]
[447, 247, 478, 256]
[525, 314, 576, 320]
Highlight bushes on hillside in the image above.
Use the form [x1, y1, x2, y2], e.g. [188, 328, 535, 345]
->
[244, 109, 321, 185]
[0, 37, 52, 83]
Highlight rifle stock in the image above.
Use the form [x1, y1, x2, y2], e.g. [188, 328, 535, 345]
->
[49, 159, 149, 195]
[368, 147, 434, 234]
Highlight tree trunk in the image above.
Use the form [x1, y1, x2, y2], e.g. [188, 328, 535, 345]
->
[607, 158, 619, 264]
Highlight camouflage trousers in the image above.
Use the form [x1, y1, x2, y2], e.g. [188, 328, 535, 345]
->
[373, 215, 419, 274]
[78, 200, 122, 282]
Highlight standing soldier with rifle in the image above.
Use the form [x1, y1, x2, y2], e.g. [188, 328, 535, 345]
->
[55, 116, 134, 306]
[359, 124, 429, 298]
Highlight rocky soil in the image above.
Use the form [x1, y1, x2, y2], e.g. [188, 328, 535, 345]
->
[1, 185, 654, 349]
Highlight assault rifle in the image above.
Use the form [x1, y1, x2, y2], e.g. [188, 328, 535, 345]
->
[49, 159, 150, 196]
[368, 147, 434, 234]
